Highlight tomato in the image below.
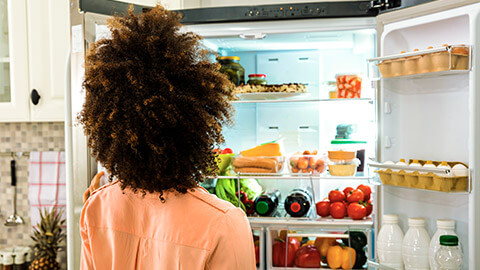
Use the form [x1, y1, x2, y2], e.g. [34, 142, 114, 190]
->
[294, 245, 321, 268]
[365, 200, 373, 216]
[221, 148, 233, 154]
[343, 187, 354, 198]
[357, 184, 371, 201]
[255, 245, 259, 265]
[328, 190, 345, 203]
[343, 201, 349, 217]
[330, 202, 347, 219]
[272, 237, 300, 267]
[347, 202, 367, 220]
[315, 200, 330, 217]
[347, 189, 364, 203]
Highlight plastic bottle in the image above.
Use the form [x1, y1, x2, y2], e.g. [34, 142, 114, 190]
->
[435, 235, 462, 270]
[429, 220, 458, 270]
[402, 218, 431, 270]
[284, 187, 313, 217]
[254, 189, 281, 216]
[377, 214, 404, 269]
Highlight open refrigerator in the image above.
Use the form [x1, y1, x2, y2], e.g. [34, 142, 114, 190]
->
[66, 0, 480, 269]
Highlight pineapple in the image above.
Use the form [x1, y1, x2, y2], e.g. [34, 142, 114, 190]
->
[30, 208, 66, 270]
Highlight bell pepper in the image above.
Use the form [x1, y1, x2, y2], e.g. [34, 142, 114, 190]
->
[278, 230, 302, 243]
[272, 237, 300, 267]
[314, 237, 336, 263]
[294, 245, 321, 268]
[327, 245, 357, 269]
[302, 239, 316, 247]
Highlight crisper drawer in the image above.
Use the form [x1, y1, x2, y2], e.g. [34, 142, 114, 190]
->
[266, 227, 371, 270]
[252, 227, 266, 270]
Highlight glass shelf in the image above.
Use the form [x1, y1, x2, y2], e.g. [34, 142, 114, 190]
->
[248, 216, 373, 229]
[209, 173, 370, 180]
[230, 97, 373, 104]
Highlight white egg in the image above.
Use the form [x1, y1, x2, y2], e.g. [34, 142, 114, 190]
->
[451, 164, 468, 177]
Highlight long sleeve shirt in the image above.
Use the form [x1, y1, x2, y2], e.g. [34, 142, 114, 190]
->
[80, 180, 256, 269]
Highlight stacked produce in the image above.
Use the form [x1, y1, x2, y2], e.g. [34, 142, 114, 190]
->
[315, 185, 372, 220]
[271, 230, 368, 269]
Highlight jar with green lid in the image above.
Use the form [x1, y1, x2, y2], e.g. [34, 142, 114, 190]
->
[247, 74, 267, 85]
[217, 56, 245, 86]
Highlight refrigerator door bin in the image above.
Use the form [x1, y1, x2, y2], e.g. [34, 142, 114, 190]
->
[368, 45, 471, 80]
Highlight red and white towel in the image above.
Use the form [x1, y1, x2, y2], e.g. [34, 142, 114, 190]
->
[28, 152, 66, 227]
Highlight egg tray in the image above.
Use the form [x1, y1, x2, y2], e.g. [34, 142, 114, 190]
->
[377, 46, 470, 78]
[375, 160, 468, 192]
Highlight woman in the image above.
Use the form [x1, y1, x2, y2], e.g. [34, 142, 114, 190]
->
[79, 6, 256, 269]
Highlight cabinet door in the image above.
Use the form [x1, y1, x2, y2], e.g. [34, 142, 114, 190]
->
[0, 0, 30, 122]
[26, 0, 69, 122]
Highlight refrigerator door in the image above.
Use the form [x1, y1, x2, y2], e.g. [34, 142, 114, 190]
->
[375, 1, 480, 269]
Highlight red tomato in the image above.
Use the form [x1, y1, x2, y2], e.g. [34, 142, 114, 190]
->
[365, 200, 373, 216]
[347, 202, 367, 220]
[221, 148, 233, 154]
[357, 184, 372, 201]
[330, 202, 347, 219]
[294, 245, 321, 268]
[272, 238, 300, 267]
[347, 189, 365, 203]
[328, 190, 345, 203]
[255, 245, 259, 265]
[315, 200, 330, 217]
[343, 201, 349, 217]
[343, 187, 354, 198]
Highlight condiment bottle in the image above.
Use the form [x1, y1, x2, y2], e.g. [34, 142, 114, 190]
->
[435, 235, 462, 270]
[254, 189, 281, 216]
[429, 219, 458, 270]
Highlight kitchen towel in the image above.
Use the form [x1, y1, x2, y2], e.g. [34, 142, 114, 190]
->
[28, 152, 66, 227]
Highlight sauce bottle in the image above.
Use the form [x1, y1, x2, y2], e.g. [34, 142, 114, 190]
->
[254, 189, 281, 216]
[284, 187, 313, 217]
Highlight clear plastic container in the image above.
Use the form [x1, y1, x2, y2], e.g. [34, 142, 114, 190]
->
[335, 74, 362, 98]
[330, 140, 366, 172]
[328, 159, 360, 176]
[429, 219, 458, 270]
[232, 156, 285, 174]
[288, 154, 326, 174]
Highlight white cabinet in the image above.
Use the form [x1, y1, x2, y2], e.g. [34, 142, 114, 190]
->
[0, 0, 69, 122]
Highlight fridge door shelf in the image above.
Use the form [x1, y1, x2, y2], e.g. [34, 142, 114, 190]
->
[369, 162, 471, 193]
[368, 45, 471, 80]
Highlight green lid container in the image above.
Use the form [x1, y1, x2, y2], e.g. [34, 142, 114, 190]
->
[440, 235, 459, 246]
[331, 139, 367, 144]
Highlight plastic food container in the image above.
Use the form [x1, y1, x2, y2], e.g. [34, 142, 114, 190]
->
[328, 159, 360, 176]
[335, 74, 362, 98]
[232, 156, 285, 174]
[247, 74, 267, 85]
[288, 154, 327, 174]
[330, 140, 367, 172]
[217, 56, 245, 86]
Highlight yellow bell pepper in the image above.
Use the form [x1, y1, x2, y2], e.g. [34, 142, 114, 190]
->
[278, 230, 302, 242]
[314, 237, 337, 263]
[327, 245, 357, 270]
[302, 239, 316, 247]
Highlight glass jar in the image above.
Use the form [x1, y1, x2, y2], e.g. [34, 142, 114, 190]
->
[435, 235, 462, 270]
[247, 74, 267, 85]
[217, 56, 245, 86]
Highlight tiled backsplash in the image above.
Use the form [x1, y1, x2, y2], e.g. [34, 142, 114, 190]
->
[0, 122, 65, 266]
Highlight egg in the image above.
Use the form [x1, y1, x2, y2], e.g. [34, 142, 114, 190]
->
[408, 159, 422, 173]
[421, 160, 435, 174]
[394, 159, 407, 172]
[451, 164, 468, 177]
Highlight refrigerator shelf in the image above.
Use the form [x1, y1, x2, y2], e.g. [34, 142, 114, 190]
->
[210, 173, 370, 180]
[230, 97, 373, 104]
[248, 217, 373, 229]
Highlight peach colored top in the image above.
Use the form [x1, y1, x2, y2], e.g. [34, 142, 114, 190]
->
[80, 181, 256, 269]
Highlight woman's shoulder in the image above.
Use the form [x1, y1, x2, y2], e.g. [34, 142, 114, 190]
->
[187, 187, 240, 215]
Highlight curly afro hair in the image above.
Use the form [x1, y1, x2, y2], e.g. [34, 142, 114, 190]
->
[80, 6, 234, 197]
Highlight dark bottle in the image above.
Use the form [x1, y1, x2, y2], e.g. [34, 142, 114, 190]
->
[254, 189, 281, 216]
[284, 188, 313, 217]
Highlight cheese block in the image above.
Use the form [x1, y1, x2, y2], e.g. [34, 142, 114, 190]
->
[240, 143, 281, 157]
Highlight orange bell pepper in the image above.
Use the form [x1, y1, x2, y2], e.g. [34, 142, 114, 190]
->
[314, 237, 336, 263]
[341, 247, 356, 270]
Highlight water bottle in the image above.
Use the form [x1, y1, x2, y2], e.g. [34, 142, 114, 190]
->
[254, 189, 281, 216]
[377, 214, 404, 269]
[402, 218, 430, 270]
[435, 235, 462, 270]
[284, 187, 313, 217]
[429, 219, 458, 270]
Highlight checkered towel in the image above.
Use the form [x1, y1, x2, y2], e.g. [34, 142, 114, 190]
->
[28, 152, 66, 227]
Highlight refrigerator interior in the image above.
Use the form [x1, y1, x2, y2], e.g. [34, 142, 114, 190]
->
[202, 29, 377, 199]
[378, 9, 473, 268]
